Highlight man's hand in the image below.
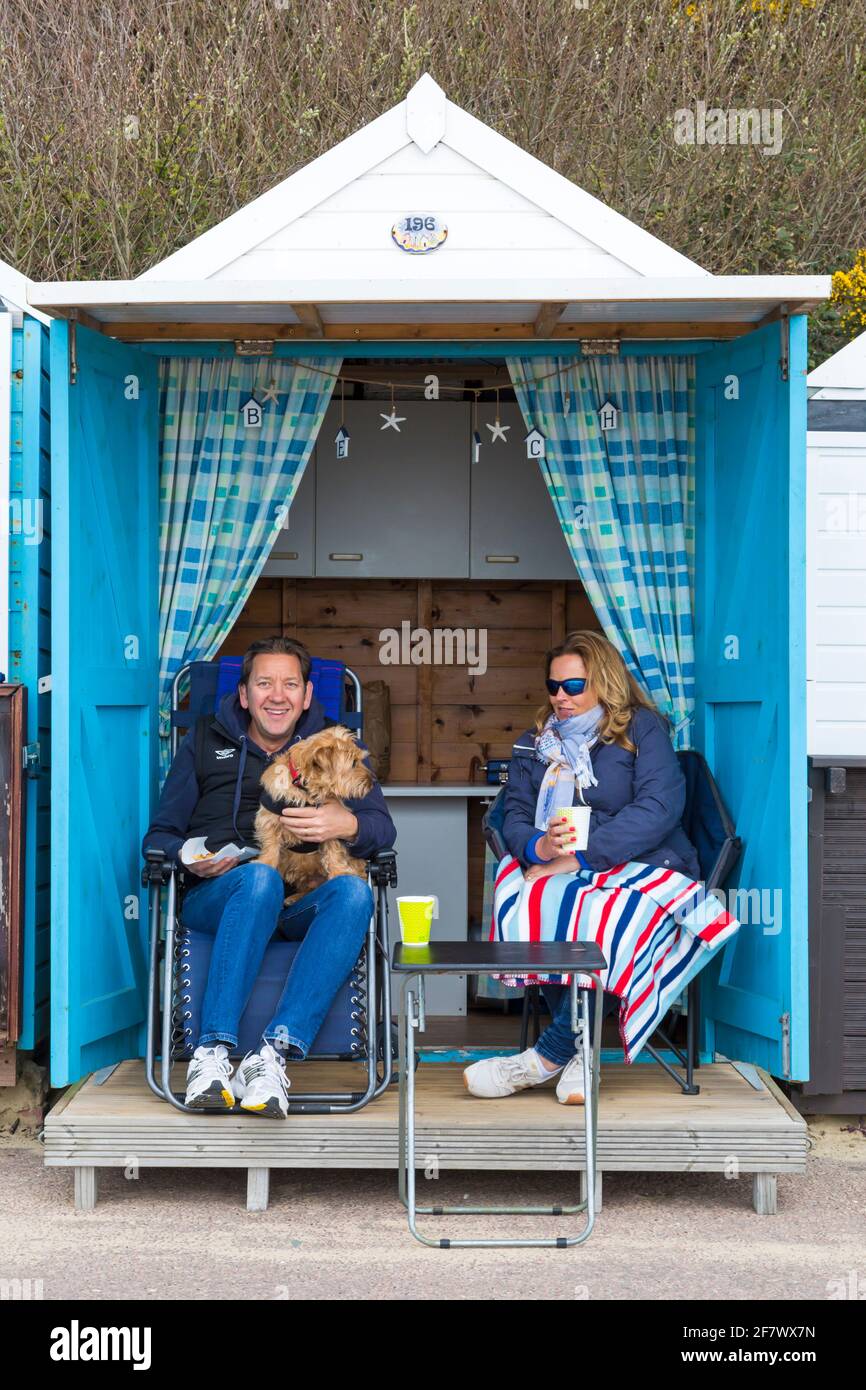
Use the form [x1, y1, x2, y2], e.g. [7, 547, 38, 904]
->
[280, 799, 359, 843]
[185, 855, 243, 879]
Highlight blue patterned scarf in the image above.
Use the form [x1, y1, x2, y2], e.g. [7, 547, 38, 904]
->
[533, 705, 604, 831]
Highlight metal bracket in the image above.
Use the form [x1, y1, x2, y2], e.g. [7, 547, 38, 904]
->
[780, 1011, 791, 1077]
[779, 310, 789, 382]
[234, 340, 274, 356]
[580, 339, 620, 358]
[37, 673, 52, 693]
[68, 313, 78, 385]
[23, 742, 40, 777]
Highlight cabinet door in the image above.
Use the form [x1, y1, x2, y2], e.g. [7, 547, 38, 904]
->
[261, 451, 316, 577]
[315, 401, 471, 577]
[470, 403, 577, 579]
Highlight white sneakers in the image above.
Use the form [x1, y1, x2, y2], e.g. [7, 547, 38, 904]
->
[463, 1047, 586, 1105]
[184, 1044, 236, 1111]
[554, 1054, 586, 1106]
[183, 1041, 292, 1118]
[231, 1043, 292, 1118]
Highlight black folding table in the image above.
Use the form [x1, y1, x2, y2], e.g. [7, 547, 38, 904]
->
[392, 940, 607, 1248]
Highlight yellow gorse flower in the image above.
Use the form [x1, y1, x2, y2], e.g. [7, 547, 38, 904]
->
[831, 251, 866, 340]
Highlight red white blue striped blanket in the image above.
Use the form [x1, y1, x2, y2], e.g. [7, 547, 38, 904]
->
[489, 855, 740, 1063]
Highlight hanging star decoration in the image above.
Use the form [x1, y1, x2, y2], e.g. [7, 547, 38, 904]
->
[380, 407, 406, 432]
[486, 418, 510, 443]
[260, 379, 280, 406]
[380, 385, 406, 432]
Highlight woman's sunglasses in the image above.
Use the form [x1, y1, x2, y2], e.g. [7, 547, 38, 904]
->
[546, 677, 587, 696]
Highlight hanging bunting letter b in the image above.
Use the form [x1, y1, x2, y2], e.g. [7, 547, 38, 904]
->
[241, 395, 263, 429]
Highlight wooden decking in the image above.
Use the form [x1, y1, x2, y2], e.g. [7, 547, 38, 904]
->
[44, 1058, 808, 1215]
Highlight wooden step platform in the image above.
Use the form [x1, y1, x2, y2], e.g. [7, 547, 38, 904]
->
[44, 1059, 807, 1215]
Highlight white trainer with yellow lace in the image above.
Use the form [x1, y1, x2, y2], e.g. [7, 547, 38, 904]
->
[184, 1044, 236, 1111]
[231, 1043, 292, 1118]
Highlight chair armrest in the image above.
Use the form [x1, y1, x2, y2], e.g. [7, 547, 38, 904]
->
[367, 848, 398, 888]
[141, 847, 177, 887]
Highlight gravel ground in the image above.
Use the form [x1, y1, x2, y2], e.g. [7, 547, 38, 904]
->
[1, 1115, 865, 1301]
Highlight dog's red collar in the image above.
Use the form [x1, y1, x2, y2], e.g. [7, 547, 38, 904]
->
[288, 755, 304, 786]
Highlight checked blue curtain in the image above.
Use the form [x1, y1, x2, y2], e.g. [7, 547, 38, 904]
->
[507, 354, 696, 747]
[156, 355, 341, 781]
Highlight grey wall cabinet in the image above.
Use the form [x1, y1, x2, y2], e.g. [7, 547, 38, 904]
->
[263, 400, 579, 581]
[315, 401, 471, 578]
[470, 403, 577, 579]
[261, 452, 317, 577]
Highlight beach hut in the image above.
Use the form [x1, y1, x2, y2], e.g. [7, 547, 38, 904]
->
[23, 75, 830, 1210]
[798, 333, 866, 1112]
[1, 260, 51, 1071]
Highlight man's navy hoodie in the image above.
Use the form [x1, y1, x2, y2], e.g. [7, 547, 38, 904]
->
[141, 689, 397, 871]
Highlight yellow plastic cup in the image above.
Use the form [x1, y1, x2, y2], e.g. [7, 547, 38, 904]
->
[396, 895, 439, 947]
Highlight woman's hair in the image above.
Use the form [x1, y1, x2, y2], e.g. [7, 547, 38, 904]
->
[533, 630, 664, 752]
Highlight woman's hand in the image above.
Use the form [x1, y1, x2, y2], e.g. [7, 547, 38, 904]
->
[524, 854, 579, 883]
[536, 815, 579, 860]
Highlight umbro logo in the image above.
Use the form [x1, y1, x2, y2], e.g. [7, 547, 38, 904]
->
[215, 747, 236, 760]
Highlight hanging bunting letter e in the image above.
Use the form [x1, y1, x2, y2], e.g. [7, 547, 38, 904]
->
[335, 425, 350, 459]
[525, 427, 546, 460]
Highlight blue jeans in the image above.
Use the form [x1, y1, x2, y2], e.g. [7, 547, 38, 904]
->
[534, 982, 620, 1067]
[179, 862, 374, 1059]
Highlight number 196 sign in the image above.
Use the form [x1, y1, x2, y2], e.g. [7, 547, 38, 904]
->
[391, 214, 448, 254]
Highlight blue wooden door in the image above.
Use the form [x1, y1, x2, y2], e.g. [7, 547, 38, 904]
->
[50, 322, 159, 1085]
[694, 317, 808, 1081]
[8, 316, 52, 1051]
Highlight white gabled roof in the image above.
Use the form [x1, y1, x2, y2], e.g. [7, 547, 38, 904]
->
[139, 73, 703, 284]
[26, 74, 832, 335]
[0, 255, 52, 323]
[808, 330, 866, 398]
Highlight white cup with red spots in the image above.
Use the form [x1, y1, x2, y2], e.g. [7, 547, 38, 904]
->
[552, 804, 592, 852]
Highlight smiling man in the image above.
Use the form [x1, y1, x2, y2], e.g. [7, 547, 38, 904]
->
[142, 637, 396, 1118]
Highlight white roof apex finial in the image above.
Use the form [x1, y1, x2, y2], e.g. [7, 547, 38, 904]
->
[406, 73, 447, 153]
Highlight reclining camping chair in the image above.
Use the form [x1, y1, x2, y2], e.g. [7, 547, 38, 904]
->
[481, 748, 742, 1095]
[143, 655, 399, 1115]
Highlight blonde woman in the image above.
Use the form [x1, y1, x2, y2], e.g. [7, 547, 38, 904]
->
[465, 631, 702, 1105]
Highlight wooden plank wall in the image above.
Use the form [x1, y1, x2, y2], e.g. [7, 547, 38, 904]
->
[218, 575, 601, 924]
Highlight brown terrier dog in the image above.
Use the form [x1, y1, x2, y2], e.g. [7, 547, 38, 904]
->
[254, 724, 374, 904]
